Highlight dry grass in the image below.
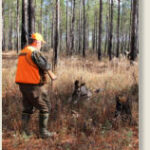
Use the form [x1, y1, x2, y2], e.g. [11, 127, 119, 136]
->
[2, 51, 138, 150]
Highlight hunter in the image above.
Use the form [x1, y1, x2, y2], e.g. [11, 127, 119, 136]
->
[15, 33, 56, 138]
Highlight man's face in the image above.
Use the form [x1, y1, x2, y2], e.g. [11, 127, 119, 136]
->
[34, 40, 42, 50]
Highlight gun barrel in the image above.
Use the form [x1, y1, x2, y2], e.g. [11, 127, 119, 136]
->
[47, 70, 57, 80]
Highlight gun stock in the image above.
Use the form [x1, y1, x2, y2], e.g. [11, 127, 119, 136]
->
[47, 70, 57, 80]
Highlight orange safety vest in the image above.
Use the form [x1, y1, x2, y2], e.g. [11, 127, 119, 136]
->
[15, 46, 41, 84]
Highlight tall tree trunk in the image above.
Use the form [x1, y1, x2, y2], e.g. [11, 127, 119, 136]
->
[104, 16, 109, 55]
[59, 23, 62, 52]
[75, 19, 79, 53]
[34, 0, 36, 31]
[86, 0, 89, 51]
[44, 6, 48, 47]
[12, 9, 16, 50]
[68, 0, 73, 53]
[108, 0, 113, 61]
[2, 0, 5, 51]
[112, 38, 115, 56]
[39, 0, 43, 34]
[51, 8, 54, 49]
[8, 8, 13, 50]
[21, 0, 28, 49]
[28, 0, 35, 36]
[78, 0, 82, 53]
[130, 0, 137, 61]
[70, 0, 76, 55]
[98, 0, 103, 60]
[82, 0, 86, 57]
[135, 0, 139, 54]
[92, 12, 96, 51]
[116, 0, 120, 58]
[127, 0, 132, 52]
[17, 0, 20, 53]
[66, 0, 69, 54]
[120, 35, 124, 54]
[86, 21, 89, 50]
[95, 12, 98, 52]
[54, 0, 60, 67]
[92, 28, 95, 51]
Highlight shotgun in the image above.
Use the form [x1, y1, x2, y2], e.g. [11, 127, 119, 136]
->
[47, 70, 57, 80]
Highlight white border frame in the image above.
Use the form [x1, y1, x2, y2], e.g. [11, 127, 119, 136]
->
[140, 0, 150, 149]
[1, 0, 150, 149]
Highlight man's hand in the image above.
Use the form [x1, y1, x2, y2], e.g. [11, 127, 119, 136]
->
[47, 70, 57, 80]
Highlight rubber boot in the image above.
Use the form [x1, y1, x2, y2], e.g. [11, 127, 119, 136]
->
[39, 113, 56, 139]
[21, 113, 33, 138]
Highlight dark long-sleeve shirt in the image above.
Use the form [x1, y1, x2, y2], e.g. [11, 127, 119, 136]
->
[31, 51, 51, 71]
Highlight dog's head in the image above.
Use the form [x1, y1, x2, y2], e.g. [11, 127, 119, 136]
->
[73, 80, 92, 98]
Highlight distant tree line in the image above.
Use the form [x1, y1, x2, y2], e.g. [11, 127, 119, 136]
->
[2, 0, 139, 62]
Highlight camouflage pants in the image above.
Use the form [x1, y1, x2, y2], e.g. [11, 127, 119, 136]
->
[19, 83, 50, 114]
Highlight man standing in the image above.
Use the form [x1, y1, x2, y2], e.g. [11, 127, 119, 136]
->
[15, 33, 56, 138]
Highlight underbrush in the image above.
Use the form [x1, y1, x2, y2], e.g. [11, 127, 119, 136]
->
[2, 52, 139, 150]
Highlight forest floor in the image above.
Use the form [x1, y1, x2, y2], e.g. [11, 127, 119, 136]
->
[2, 51, 139, 150]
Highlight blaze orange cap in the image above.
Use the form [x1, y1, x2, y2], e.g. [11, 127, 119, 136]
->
[31, 33, 46, 43]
